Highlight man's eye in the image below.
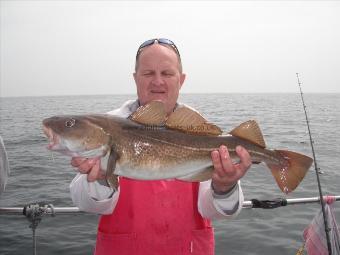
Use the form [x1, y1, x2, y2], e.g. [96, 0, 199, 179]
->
[163, 72, 174, 77]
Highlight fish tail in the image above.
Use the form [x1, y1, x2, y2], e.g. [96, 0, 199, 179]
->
[266, 150, 313, 194]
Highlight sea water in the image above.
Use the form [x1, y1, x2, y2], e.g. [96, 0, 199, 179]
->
[0, 93, 339, 255]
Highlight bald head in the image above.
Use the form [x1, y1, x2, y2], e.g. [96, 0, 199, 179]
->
[135, 43, 183, 73]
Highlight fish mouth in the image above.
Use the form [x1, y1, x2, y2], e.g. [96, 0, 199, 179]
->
[42, 125, 59, 150]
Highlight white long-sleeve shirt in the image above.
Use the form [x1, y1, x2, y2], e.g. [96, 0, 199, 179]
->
[69, 100, 244, 220]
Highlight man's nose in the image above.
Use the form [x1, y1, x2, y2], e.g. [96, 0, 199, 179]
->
[151, 73, 164, 86]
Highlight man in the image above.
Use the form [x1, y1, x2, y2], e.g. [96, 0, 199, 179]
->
[70, 38, 251, 255]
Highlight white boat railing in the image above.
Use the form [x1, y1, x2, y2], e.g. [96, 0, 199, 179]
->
[0, 196, 339, 255]
[0, 205, 84, 215]
[242, 195, 340, 209]
[1, 195, 339, 215]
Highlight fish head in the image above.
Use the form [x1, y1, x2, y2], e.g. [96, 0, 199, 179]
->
[42, 115, 112, 157]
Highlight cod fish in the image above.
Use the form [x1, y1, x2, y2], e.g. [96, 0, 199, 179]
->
[42, 101, 313, 194]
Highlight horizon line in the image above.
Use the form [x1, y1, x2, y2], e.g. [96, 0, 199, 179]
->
[1, 91, 339, 99]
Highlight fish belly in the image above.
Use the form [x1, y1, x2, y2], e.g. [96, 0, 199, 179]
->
[115, 158, 212, 180]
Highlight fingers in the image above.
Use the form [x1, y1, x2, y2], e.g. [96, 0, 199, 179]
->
[211, 146, 233, 178]
[71, 157, 86, 167]
[211, 150, 223, 177]
[218, 145, 234, 175]
[87, 160, 104, 182]
[211, 145, 252, 193]
[235, 145, 252, 175]
[70, 157, 103, 182]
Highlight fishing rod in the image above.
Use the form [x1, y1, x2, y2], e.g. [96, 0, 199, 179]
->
[296, 73, 332, 255]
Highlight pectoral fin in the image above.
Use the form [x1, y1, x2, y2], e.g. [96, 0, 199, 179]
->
[105, 149, 119, 190]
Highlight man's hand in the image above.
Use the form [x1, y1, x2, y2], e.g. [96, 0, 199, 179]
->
[211, 145, 251, 194]
[70, 157, 105, 182]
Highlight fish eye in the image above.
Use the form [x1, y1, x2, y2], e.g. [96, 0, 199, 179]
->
[65, 118, 76, 128]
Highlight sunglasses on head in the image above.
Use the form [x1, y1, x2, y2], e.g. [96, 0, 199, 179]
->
[136, 38, 181, 59]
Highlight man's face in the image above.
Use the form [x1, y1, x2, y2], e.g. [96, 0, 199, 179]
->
[133, 44, 186, 115]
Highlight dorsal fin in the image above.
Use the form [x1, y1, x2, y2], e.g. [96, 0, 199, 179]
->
[229, 120, 266, 148]
[165, 106, 222, 136]
[129, 101, 166, 126]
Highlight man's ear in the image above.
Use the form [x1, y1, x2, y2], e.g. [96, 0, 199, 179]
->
[179, 73, 186, 89]
[133, 72, 137, 83]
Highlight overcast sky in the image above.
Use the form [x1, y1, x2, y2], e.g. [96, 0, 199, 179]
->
[1, 0, 339, 97]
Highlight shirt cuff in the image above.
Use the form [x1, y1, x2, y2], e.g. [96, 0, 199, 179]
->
[211, 181, 243, 217]
[211, 182, 238, 199]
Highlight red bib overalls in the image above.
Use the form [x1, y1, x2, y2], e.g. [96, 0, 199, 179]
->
[94, 177, 214, 255]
